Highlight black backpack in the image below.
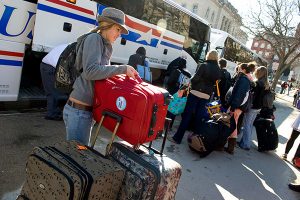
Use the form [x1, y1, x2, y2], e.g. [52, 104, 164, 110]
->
[55, 42, 80, 94]
[54, 33, 96, 94]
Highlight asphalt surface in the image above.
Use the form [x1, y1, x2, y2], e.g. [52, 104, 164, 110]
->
[0, 95, 300, 200]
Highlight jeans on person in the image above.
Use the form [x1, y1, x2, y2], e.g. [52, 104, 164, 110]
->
[239, 108, 260, 149]
[40, 62, 62, 118]
[63, 104, 94, 145]
[172, 93, 209, 144]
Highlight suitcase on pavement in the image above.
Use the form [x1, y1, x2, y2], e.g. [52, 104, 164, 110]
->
[254, 117, 278, 151]
[20, 141, 125, 200]
[107, 119, 182, 200]
[93, 75, 171, 145]
[188, 114, 235, 157]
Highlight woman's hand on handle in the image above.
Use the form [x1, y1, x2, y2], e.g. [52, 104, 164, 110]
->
[126, 65, 138, 79]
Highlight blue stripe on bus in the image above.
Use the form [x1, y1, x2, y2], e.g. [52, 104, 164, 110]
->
[160, 41, 182, 50]
[37, 4, 97, 25]
[0, 59, 23, 67]
[122, 31, 159, 47]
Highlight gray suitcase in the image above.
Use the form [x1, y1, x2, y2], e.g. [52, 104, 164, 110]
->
[20, 141, 125, 200]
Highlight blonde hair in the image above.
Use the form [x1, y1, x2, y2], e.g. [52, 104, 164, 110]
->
[254, 66, 269, 89]
[206, 50, 219, 61]
[90, 21, 115, 33]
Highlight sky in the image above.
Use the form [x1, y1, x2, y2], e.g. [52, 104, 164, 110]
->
[227, 0, 259, 47]
[227, 0, 300, 47]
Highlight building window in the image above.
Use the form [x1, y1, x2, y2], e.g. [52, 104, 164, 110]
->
[260, 43, 265, 48]
[181, 3, 186, 8]
[192, 4, 199, 13]
[211, 12, 215, 23]
[267, 44, 271, 49]
[205, 8, 210, 18]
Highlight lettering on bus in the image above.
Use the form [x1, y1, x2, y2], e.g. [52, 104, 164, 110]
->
[0, 5, 35, 40]
[0, 84, 9, 94]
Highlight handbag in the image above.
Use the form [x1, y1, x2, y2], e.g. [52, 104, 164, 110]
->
[168, 89, 188, 115]
[206, 81, 222, 118]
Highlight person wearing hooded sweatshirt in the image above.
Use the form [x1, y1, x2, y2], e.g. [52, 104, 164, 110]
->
[63, 7, 138, 146]
[128, 46, 147, 70]
[168, 50, 221, 144]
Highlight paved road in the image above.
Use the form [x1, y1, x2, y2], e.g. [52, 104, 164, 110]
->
[0, 97, 300, 200]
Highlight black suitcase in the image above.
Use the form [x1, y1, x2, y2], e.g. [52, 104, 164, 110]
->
[254, 118, 278, 151]
[188, 116, 235, 157]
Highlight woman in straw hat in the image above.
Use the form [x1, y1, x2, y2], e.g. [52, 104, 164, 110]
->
[63, 7, 138, 145]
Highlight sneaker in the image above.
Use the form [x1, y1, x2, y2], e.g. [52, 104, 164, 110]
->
[282, 153, 288, 160]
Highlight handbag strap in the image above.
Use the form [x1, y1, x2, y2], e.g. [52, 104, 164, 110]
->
[216, 80, 220, 98]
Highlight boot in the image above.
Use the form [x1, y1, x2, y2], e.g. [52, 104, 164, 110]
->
[225, 138, 236, 155]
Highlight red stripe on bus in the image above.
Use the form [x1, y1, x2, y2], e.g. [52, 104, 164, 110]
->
[125, 16, 183, 45]
[47, 0, 94, 16]
[125, 16, 162, 37]
[163, 36, 184, 45]
[0, 50, 24, 57]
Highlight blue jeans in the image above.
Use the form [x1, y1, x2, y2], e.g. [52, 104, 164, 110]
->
[63, 104, 94, 145]
[172, 93, 209, 144]
[40, 62, 61, 118]
[239, 109, 260, 149]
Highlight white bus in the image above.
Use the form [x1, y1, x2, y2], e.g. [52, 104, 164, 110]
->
[0, 0, 211, 101]
[210, 28, 268, 75]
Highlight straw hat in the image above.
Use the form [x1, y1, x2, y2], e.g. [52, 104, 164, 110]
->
[98, 7, 128, 35]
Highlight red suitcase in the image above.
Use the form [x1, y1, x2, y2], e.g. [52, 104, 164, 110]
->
[93, 75, 171, 145]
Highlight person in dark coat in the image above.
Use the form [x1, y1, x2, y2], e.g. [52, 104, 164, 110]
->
[128, 47, 146, 70]
[167, 50, 221, 144]
[163, 57, 185, 87]
[166, 59, 191, 95]
[225, 63, 251, 154]
[218, 58, 231, 108]
[166, 59, 191, 130]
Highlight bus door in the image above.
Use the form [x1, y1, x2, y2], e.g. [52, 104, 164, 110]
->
[0, 0, 37, 101]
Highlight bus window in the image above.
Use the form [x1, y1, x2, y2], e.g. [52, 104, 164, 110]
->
[97, 0, 144, 19]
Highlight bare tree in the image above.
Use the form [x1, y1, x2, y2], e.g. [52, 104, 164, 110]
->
[243, 0, 300, 89]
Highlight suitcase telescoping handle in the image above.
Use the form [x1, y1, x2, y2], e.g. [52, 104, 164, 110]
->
[90, 110, 122, 155]
[143, 118, 171, 155]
